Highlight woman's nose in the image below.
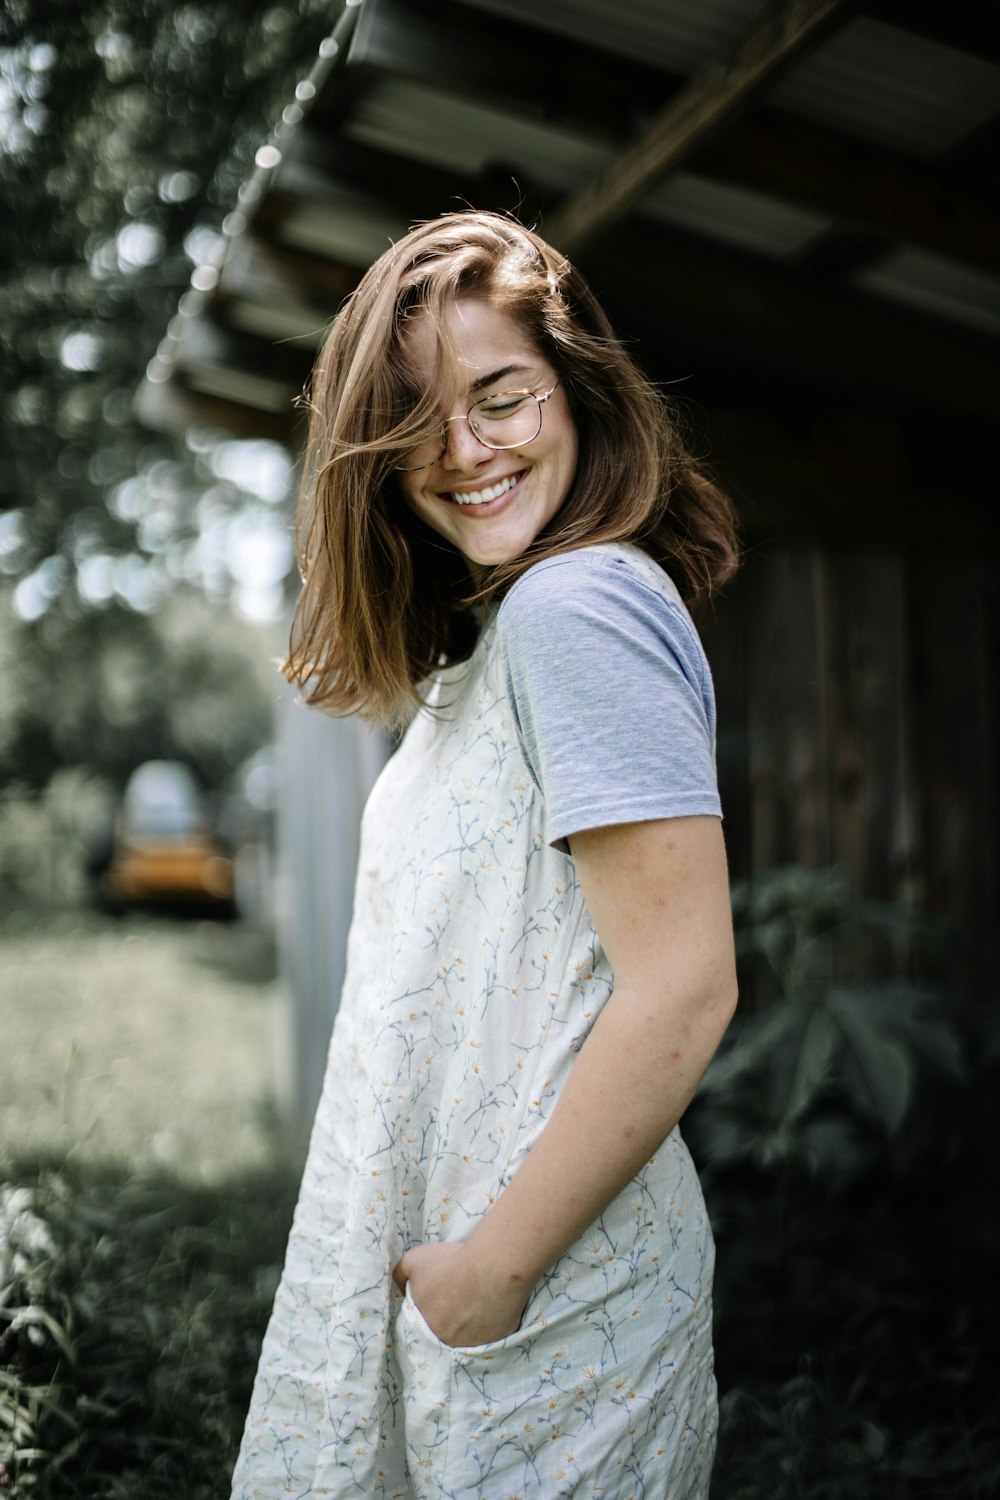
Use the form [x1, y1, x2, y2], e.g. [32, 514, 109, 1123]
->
[440, 414, 492, 469]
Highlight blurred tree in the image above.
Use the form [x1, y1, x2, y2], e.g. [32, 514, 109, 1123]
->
[0, 0, 338, 795]
[0, 588, 277, 793]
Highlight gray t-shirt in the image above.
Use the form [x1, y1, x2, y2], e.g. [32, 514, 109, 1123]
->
[495, 544, 721, 849]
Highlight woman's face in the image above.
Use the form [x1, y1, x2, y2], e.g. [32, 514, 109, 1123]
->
[396, 298, 579, 573]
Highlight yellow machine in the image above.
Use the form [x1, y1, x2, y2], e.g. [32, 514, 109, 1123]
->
[100, 761, 234, 909]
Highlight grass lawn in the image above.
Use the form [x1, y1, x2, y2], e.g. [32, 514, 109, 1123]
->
[0, 905, 301, 1498]
[0, 906, 288, 1178]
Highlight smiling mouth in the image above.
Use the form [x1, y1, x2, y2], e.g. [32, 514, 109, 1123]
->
[445, 471, 525, 507]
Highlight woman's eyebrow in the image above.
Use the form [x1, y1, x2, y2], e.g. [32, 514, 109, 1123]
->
[468, 363, 532, 394]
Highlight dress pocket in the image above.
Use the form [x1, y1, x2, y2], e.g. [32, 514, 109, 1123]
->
[401, 1281, 543, 1364]
[397, 1284, 544, 1498]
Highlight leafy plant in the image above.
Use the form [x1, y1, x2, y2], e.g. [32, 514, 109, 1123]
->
[0, 1162, 297, 1498]
[691, 865, 963, 1180]
[684, 866, 998, 1499]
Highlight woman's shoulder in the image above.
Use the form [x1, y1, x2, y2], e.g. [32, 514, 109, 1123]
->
[497, 542, 690, 637]
[491, 542, 720, 848]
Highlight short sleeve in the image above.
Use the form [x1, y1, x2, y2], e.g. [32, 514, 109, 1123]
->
[495, 547, 722, 850]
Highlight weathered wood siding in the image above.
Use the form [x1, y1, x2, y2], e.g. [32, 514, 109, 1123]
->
[702, 544, 999, 995]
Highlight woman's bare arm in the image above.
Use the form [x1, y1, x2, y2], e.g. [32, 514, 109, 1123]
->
[392, 814, 738, 1345]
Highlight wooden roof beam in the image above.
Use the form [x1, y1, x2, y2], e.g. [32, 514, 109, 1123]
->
[545, 0, 861, 255]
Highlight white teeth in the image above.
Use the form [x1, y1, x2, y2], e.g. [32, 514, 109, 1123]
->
[449, 473, 521, 506]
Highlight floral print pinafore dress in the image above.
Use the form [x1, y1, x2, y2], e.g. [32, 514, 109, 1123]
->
[231, 585, 717, 1500]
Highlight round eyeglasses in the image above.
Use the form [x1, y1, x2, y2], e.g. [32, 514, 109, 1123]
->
[394, 383, 560, 472]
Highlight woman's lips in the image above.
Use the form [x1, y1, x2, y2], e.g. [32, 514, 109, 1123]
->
[444, 470, 526, 511]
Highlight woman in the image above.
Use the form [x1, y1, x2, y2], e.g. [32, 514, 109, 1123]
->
[231, 211, 740, 1499]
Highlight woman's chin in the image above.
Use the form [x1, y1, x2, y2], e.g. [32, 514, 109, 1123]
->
[454, 506, 557, 572]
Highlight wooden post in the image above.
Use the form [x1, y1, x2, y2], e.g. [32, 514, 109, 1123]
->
[275, 679, 389, 1140]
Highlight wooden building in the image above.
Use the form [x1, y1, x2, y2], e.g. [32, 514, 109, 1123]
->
[139, 0, 1000, 1124]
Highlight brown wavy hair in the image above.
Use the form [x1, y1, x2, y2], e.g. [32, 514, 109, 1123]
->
[285, 210, 739, 725]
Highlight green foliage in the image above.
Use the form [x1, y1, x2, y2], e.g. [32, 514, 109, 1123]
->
[1, 0, 330, 575]
[0, 1162, 297, 1498]
[684, 866, 999, 1499]
[715, 1369, 1000, 1500]
[1, 1, 325, 798]
[0, 586, 277, 792]
[0, 768, 112, 905]
[693, 866, 962, 1179]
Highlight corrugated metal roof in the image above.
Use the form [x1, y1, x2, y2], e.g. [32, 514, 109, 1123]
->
[146, 0, 1000, 431]
[644, 172, 832, 259]
[457, 2, 1000, 165]
[768, 17, 1000, 159]
[275, 193, 407, 266]
[456, 0, 764, 76]
[343, 78, 835, 265]
[302, 49, 1000, 343]
[855, 246, 1000, 339]
[345, 77, 611, 186]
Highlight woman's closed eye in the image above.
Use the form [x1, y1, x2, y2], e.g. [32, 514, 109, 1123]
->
[474, 392, 535, 418]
